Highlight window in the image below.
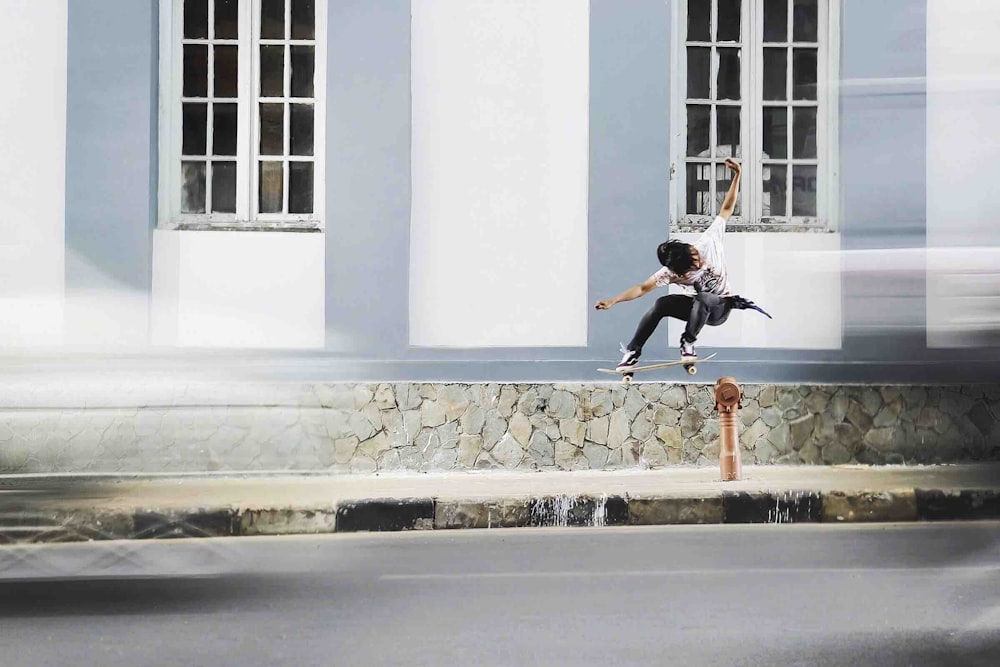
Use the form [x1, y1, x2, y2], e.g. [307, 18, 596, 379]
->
[158, 0, 326, 230]
[672, 0, 838, 230]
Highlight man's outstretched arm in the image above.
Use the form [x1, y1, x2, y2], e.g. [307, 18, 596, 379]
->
[595, 275, 658, 310]
[718, 158, 742, 221]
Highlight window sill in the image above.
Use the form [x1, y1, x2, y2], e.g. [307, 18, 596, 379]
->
[671, 219, 835, 234]
[160, 222, 323, 233]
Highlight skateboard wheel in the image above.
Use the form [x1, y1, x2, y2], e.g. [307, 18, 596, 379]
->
[686, 365, 697, 376]
[623, 374, 633, 386]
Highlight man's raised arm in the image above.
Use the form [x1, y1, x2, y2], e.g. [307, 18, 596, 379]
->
[718, 158, 742, 221]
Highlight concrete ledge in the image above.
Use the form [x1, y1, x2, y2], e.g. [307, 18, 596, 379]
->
[628, 496, 724, 525]
[335, 498, 435, 532]
[822, 490, 918, 523]
[915, 489, 1000, 521]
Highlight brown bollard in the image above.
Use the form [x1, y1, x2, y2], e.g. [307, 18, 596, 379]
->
[715, 377, 743, 481]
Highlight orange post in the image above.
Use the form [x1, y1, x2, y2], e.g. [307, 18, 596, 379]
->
[715, 377, 743, 481]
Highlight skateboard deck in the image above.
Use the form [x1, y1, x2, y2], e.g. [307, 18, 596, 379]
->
[598, 353, 717, 384]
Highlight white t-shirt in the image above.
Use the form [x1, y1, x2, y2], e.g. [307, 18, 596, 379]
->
[652, 215, 731, 295]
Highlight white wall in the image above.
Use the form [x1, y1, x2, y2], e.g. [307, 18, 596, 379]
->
[409, 0, 589, 347]
[926, 0, 1000, 348]
[152, 231, 325, 348]
[668, 233, 842, 350]
[0, 0, 67, 346]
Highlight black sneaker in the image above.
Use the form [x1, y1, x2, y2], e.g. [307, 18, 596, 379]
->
[680, 337, 697, 360]
[616, 344, 640, 371]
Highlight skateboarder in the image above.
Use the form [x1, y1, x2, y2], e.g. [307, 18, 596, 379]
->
[595, 158, 771, 371]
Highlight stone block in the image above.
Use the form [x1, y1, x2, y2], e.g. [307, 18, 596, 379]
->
[336, 498, 435, 532]
[628, 496, 723, 525]
[821, 490, 917, 522]
[239, 508, 338, 536]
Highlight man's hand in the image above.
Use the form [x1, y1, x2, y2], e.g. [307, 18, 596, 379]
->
[724, 158, 741, 174]
[594, 299, 614, 310]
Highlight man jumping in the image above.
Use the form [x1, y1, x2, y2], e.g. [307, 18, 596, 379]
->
[595, 158, 771, 371]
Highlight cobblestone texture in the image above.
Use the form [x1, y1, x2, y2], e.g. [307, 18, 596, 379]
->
[0, 382, 997, 473]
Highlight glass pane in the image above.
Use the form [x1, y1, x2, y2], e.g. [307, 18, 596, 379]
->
[289, 162, 314, 214]
[260, 45, 284, 97]
[260, 103, 284, 155]
[793, 48, 818, 100]
[762, 107, 787, 159]
[212, 161, 237, 213]
[792, 107, 817, 159]
[716, 48, 740, 101]
[715, 163, 741, 216]
[214, 45, 238, 98]
[183, 45, 208, 98]
[687, 0, 710, 41]
[717, 0, 741, 42]
[181, 161, 206, 214]
[687, 47, 710, 99]
[793, 0, 818, 42]
[716, 106, 740, 158]
[291, 0, 316, 40]
[184, 0, 208, 40]
[686, 163, 711, 215]
[213, 103, 238, 156]
[763, 0, 787, 42]
[290, 104, 314, 156]
[687, 105, 710, 157]
[291, 46, 315, 98]
[260, 162, 284, 213]
[215, 0, 239, 39]
[762, 164, 787, 218]
[763, 48, 787, 101]
[261, 0, 286, 40]
[792, 165, 817, 216]
[182, 103, 207, 156]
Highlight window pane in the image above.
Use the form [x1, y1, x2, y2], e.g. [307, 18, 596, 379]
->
[762, 107, 787, 159]
[183, 45, 208, 97]
[762, 164, 787, 218]
[717, 0, 741, 42]
[291, 46, 315, 98]
[763, 0, 787, 42]
[792, 107, 817, 159]
[291, 0, 316, 40]
[686, 105, 710, 157]
[182, 103, 207, 156]
[215, 0, 239, 39]
[212, 161, 237, 213]
[715, 163, 740, 216]
[213, 103, 238, 156]
[687, 0, 710, 41]
[716, 106, 740, 158]
[792, 165, 817, 216]
[290, 104, 314, 156]
[289, 162, 314, 214]
[260, 103, 284, 155]
[716, 49, 740, 101]
[793, 0, 818, 42]
[184, 0, 208, 40]
[763, 48, 787, 101]
[793, 48, 817, 100]
[182, 161, 206, 214]
[214, 45, 238, 98]
[261, 0, 285, 40]
[260, 45, 284, 97]
[259, 162, 284, 213]
[686, 163, 711, 215]
[687, 47, 710, 99]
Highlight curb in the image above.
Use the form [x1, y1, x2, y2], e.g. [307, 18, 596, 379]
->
[3, 488, 1000, 543]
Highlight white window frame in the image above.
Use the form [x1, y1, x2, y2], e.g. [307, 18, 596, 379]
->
[670, 0, 839, 231]
[158, 0, 327, 231]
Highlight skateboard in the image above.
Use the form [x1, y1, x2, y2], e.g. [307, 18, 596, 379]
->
[598, 353, 718, 385]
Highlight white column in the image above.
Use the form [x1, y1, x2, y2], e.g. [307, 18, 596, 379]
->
[409, 0, 589, 347]
[927, 0, 1000, 347]
[0, 0, 68, 345]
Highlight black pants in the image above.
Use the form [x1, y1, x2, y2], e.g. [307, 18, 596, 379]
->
[627, 293, 733, 354]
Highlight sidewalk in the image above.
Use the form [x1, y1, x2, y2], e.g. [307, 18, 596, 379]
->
[2, 465, 999, 543]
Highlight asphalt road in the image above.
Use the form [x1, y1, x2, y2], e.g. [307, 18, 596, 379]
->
[1, 523, 999, 666]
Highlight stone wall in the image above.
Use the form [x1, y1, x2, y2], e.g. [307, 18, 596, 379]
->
[0, 381, 997, 474]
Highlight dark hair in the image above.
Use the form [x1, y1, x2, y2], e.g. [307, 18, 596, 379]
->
[657, 240, 696, 274]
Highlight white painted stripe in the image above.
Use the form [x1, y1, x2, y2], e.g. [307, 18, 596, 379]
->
[409, 0, 589, 347]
